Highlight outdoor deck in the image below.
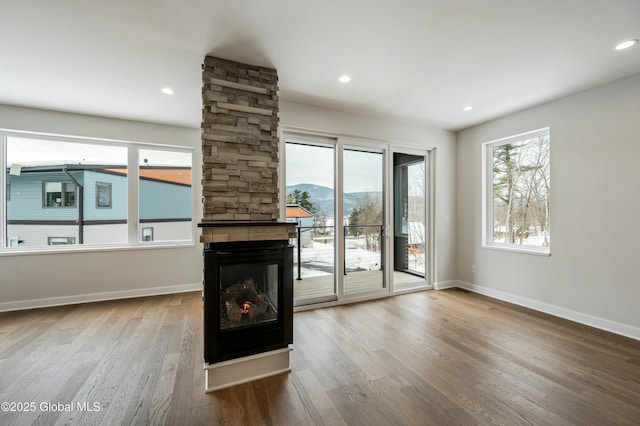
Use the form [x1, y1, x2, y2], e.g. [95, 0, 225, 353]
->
[294, 270, 426, 300]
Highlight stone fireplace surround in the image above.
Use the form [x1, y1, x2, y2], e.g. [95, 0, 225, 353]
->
[199, 56, 295, 391]
[201, 55, 280, 225]
[199, 55, 295, 246]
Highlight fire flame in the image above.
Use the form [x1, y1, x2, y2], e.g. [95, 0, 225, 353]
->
[241, 301, 252, 314]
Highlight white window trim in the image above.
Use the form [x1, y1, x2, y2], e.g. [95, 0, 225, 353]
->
[481, 127, 551, 256]
[1, 128, 194, 255]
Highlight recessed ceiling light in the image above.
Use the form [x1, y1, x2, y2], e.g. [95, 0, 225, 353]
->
[338, 75, 351, 83]
[463, 105, 473, 111]
[615, 39, 638, 50]
[161, 87, 175, 95]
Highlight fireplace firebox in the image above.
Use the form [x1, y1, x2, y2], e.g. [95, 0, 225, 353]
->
[203, 239, 293, 364]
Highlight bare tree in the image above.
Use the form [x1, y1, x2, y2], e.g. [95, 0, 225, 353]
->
[349, 192, 383, 251]
[492, 135, 550, 246]
[408, 162, 426, 247]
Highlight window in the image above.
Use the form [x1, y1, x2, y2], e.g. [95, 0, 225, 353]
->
[43, 182, 76, 208]
[95, 182, 112, 208]
[48, 237, 76, 245]
[1, 130, 193, 251]
[483, 128, 550, 254]
[141, 227, 154, 241]
[138, 149, 192, 243]
[7, 236, 21, 247]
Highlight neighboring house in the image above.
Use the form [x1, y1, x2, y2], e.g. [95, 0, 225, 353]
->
[6, 164, 192, 247]
[285, 204, 313, 247]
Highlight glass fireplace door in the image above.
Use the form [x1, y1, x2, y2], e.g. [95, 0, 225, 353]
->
[204, 242, 293, 364]
[219, 262, 279, 330]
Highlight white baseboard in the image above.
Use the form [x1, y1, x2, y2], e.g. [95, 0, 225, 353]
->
[0, 282, 202, 312]
[449, 281, 640, 341]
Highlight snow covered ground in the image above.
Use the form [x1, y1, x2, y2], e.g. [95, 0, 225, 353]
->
[293, 236, 425, 278]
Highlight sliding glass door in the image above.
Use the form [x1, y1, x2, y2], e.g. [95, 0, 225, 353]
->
[286, 140, 336, 305]
[343, 146, 385, 294]
[285, 133, 430, 306]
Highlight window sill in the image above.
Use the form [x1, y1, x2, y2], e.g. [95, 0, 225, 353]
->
[482, 243, 551, 256]
[0, 241, 196, 257]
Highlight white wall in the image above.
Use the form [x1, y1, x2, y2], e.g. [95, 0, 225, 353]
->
[280, 101, 457, 285]
[456, 73, 640, 337]
[0, 105, 203, 310]
[1, 102, 457, 310]
[3, 76, 637, 339]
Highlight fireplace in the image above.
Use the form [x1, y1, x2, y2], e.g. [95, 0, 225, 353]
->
[201, 226, 294, 364]
[199, 57, 292, 390]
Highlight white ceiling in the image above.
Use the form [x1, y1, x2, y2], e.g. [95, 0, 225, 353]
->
[1, 0, 639, 131]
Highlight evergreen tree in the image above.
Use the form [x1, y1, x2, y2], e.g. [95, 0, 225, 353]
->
[348, 207, 361, 236]
[286, 190, 314, 212]
[493, 143, 519, 243]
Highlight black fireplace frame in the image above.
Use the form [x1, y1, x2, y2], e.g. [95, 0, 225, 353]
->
[203, 239, 293, 364]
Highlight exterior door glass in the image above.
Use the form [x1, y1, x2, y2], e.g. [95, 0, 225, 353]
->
[286, 141, 336, 304]
[343, 146, 385, 294]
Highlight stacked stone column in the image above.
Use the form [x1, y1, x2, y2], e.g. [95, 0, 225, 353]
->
[201, 56, 280, 222]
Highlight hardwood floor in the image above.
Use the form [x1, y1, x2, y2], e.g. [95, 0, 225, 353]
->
[1, 289, 639, 425]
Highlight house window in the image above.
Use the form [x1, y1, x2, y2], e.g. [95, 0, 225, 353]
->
[48, 237, 76, 245]
[7, 236, 21, 247]
[43, 182, 76, 208]
[96, 182, 112, 208]
[482, 128, 550, 254]
[142, 227, 154, 242]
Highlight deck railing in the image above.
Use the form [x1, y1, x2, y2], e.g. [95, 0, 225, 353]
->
[293, 224, 383, 280]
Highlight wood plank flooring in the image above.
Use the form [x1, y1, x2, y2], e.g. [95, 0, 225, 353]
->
[1, 289, 639, 425]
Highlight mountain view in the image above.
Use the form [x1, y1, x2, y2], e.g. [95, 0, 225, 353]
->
[286, 184, 381, 218]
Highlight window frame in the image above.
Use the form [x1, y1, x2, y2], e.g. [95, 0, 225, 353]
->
[481, 127, 551, 256]
[1, 128, 194, 254]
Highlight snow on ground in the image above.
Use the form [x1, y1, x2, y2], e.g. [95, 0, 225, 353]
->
[292, 232, 430, 278]
[293, 236, 424, 278]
